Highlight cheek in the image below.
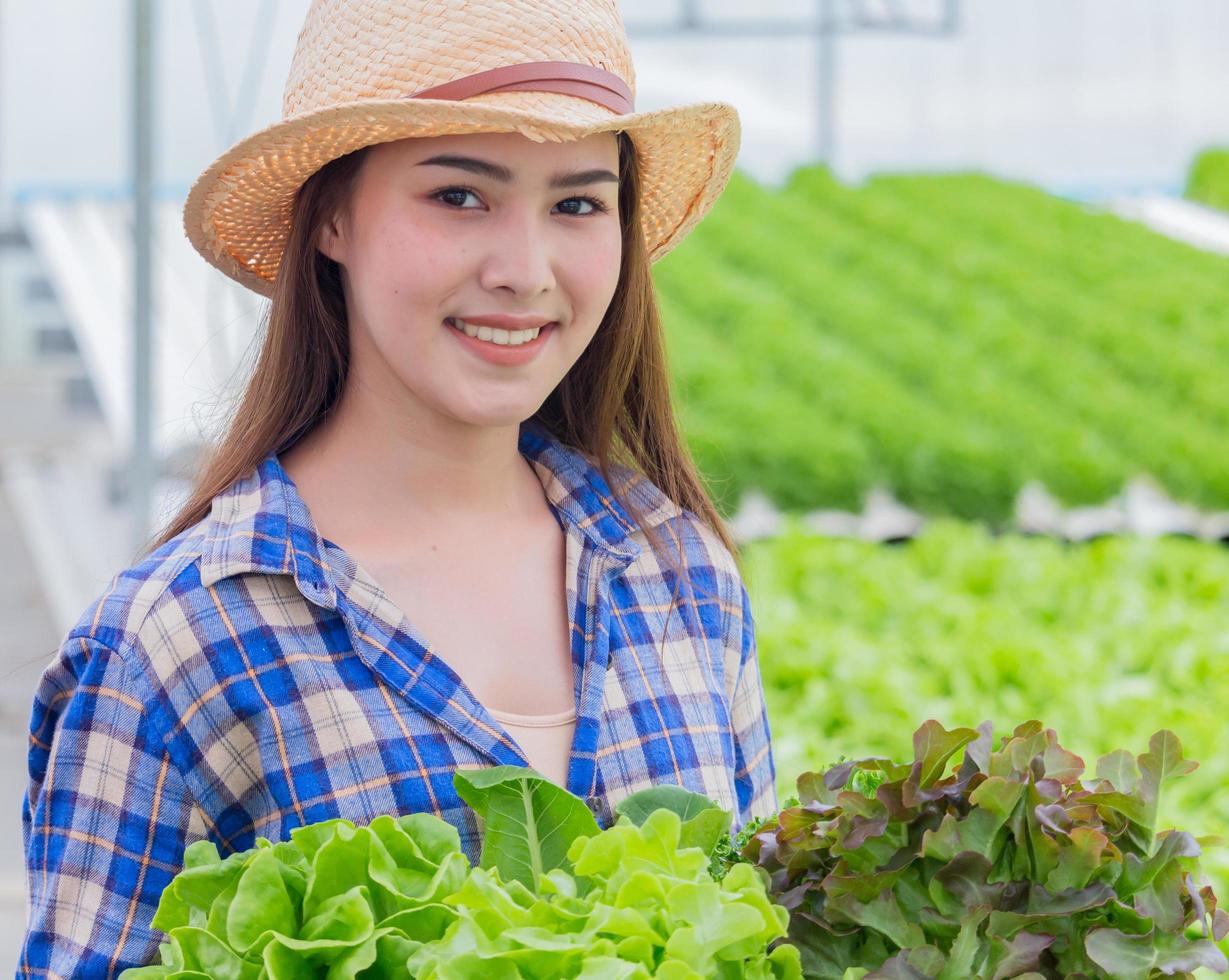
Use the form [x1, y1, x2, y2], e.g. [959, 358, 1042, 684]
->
[577, 227, 623, 298]
[359, 218, 456, 303]
[560, 236, 622, 352]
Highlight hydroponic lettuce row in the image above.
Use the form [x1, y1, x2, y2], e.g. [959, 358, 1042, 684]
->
[720, 720, 1228, 980]
[744, 520, 1229, 902]
[117, 765, 801, 979]
[657, 167, 1229, 523]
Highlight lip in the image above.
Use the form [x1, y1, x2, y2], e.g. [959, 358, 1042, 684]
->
[444, 317, 555, 366]
[451, 313, 556, 330]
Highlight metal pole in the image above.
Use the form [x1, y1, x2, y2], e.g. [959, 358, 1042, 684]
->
[817, 0, 837, 165]
[0, 0, 5, 227]
[131, 0, 153, 553]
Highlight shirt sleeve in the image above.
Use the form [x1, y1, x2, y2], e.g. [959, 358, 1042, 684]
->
[19, 634, 206, 978]
[726, 576, 778, 829]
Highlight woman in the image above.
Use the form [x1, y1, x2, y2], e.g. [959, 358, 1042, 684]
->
[19, 0, 775, 974]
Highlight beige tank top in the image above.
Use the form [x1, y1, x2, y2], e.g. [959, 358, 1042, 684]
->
[488, 704, 578, 788]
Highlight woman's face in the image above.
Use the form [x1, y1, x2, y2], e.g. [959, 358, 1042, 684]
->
[318, 130, 623, 430]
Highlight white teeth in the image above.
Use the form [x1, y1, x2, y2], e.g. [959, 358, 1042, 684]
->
[449, 318, 543, 346]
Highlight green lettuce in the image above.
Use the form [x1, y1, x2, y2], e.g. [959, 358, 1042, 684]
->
[406, 807, 800, 979]
[119, 771, 800, 979]
[453, 764, 599, 889]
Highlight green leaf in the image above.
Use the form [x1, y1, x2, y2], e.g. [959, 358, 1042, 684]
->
[797, 770, 840, 807]
[288, 817, 357, 861]
[663, 880, 771, 966]
[366, 815, 468, 918]
[1136, 730, 1199, 833]
[1078, 790, 1148, 827]
[933, 852, 1004, 910]
[824, 887, 926, 949]
[377, 903, 456, 941]
[393, 811, 464, 864]
[261, 938, 313, 980]
[825, 862, 912, 904]
[936, 907, 989, 979]
[922, 805, 1011, 863]
[298, 884, 375, 945]
[1025, 881, 1115, 916]
[150, 848, 249, 933]
[225, 848, 297, 953]
[615, 785, 720, 824]
[911, 720, 980, 789]
[1116, 829, 1201, 898]
[454, 765, 600, 889]
[300, 822, 373, 920]
[1130, 859, 1185, 933]
[1043, 826, 1109, 893]
[614, 785, 732, 857]
[1041, 743, 1084, 785]
[966, 775, 1023, 817]
[1084, 926, 1229, 979]
[676, 807, 734, 858]
[163, 928, 257, 980]
[984, 930, 1054, 980]
[1094, 749, 1139, 794]
[871, 946, 946, 978]
[364, 929, 426, 977]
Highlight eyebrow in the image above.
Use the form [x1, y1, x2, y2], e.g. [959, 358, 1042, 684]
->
[414, 154, 619, 189]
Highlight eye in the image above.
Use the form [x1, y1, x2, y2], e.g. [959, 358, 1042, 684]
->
[429, 186, 484, 210]
[430, 185, 612, 216]
[556, 195, 612, 216]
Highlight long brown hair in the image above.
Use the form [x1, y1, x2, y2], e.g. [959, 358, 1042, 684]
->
[142, 131, 743, 634]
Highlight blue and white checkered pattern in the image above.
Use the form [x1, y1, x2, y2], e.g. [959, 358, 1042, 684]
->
[18, 419, 776, 977]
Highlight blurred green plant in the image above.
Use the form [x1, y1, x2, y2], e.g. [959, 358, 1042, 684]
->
[742, 519, 1229, 910]
[659, 166, 1229, 522]
[1186, 148, 1229, 213]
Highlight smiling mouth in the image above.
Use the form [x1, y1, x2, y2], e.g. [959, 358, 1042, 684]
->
[444, 317, 554, 346]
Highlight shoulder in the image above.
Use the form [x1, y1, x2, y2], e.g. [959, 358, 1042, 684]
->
[615, 470, 745, 625]
[656, 506, 742, 593]
[528, 422, 742, 588]
[29, 521, 211, 754]
[57, 516, 213, 669]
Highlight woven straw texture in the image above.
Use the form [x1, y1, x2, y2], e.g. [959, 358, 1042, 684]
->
[182, 0, 742, 297]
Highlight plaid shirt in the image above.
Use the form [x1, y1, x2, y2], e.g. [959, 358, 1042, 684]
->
[17, 419, 776, 977]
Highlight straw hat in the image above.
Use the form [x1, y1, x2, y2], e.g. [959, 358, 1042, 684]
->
[182, 0, 742, 298]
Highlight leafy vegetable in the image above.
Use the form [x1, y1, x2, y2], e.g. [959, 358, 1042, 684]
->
[1186, 146, 1229, 213]
[453, 764, 599, 889]
[119, 775, 798, 978]
[741, 719, 1228, 979]
[406, 807, 801, 979]
[119, 812, 466, 977]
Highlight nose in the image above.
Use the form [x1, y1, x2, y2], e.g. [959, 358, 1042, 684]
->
[476, 205, 558, 299]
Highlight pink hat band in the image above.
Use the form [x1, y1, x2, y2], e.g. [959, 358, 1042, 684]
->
[409, 60, 634, 116]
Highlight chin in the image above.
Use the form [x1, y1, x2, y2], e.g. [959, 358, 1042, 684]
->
[442, 403, 541, 430]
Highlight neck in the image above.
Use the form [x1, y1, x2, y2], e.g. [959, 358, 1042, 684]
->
[278, 382, 543, 553]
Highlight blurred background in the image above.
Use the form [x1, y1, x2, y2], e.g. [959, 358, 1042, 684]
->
[2, 0, 1229, 968]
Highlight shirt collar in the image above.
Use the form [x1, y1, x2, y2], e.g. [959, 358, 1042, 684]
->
[197, 419, 681, 605]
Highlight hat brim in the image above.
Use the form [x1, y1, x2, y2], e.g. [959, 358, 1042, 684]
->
[182, 94, 741, 298]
